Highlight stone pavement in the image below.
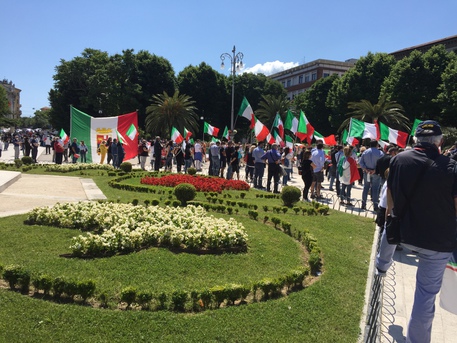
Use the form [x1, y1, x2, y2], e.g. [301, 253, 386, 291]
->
[0, 147, 455, 342]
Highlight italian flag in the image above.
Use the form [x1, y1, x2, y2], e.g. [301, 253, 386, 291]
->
[296, 110, 314, 143]
[222, 126, 230, 140]
[285, 135, 294, 149]
[274, 131, 284, 147]
[342, 129, 360, 147]
[183, 127, 192, 141]
[60, 129, 69, 145]
[203, 122, 219, 137]
[379, 122, 408, 148]
[348, 118, 379, 140]
[71, 106, 138, 163]
[273, 113, 284, 138]
[171, 127, 184, 144]
[410, 118, 422, 136]
[238, 97, 255, 129]
[265, 132, 276, 145]
[284, 110, 298, 134]
[314, 131, 337, 146]
[254, 117, 270, 142]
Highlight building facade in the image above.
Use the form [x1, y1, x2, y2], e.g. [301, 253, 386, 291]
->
[268, 59, 357, 100]
[390, 34, 457, 60]
[1, 79, 22, 119]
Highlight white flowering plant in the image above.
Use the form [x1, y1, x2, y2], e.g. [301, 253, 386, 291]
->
[25, 202, 248, 256]
[44, 163, 115, 173]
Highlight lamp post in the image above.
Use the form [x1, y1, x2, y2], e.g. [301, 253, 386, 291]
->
[200, 116, 204, 141]
[220, 45, 244, 132]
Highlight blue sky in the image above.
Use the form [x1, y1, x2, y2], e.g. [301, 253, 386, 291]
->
[1, 0, 456, 117]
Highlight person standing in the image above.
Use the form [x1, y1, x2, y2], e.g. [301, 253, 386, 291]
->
[106, 137, 113, 165]
[210, 141, 221, 177]
[310, 141, 326, 199]
[262, 143, 281, 193]
[153, 136, 163, 171]
[70, 138, 80, 163]
[111, 138, 119, 168]
[194, 139, 203, 171]
[30, 135, 39, 163]
[12, 135, 21, 160]
[117, 141, 125, 168]
[44, 136, 52, 154]
[337, 146, 360, 206]
[139, 139, 149, 170]
[225, 141, 235, 180]
[79, 140, 88, 163]
[253, 142, 266, 189]
[376, 120, 457, 343]
[245, 144, 256, 182]
[300, 150, 314, 201]
[282, 147, 293, 186]
[173, 142, 184, 173]
[54, 138, 64, 164]
[359, 139, 384, 210]
[99, 140, 107, 164]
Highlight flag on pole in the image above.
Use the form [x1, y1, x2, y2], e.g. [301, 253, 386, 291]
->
[254, 118, 270, 142]
[203, 122, 220, 137]
[379, 122, 408, 148]
[222, 126, 230, 140]
[274, 131, 284, 147]
[171, 127, 184, 144]
[285, 135, 294, 149]
[296, 111, 314, 143]
[314, 131, 337, 146]
[265, 132, 276, 145]
[284, 110, 298, 134]
[183, 127, 192, 141]
[126, 124, 137, 140]
[348, 118, 379, 140]
[70, 106, 139, 163]
[342, 129, 359, 147]
[410, 118, 422, 136]
[238, 97, 255, 129]
[273, 113, 284, 138]
[60, 129, 69, 145]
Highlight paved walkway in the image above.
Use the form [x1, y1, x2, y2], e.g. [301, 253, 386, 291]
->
[0, 146, 455, 342]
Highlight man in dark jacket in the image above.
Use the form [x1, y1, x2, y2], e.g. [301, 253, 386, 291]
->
[376, 120, 457, 343]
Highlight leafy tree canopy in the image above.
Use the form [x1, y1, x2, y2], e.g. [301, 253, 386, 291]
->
[255, 94, 291, 130]
[0, 86, 9, 117]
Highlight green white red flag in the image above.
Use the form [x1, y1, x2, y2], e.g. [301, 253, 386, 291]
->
[60, 129, 69, 145]
[222, 126, 230, 140]
[183, 127, 192, 141]
[285, 135, 294, 149]
[410, 118, 422, 136]
[70, 106, 138, 163]
[348, 118, 379, 140]
[342, 129, 359, 147]
[379, 122, 408, 148]
[313, 131, 337, 146]
[296, 111, 314, 144]
[203, 122, 220, 137]
[238, 97, 255, 129]
[265, 132, 276, 145]
[254, 117, 270, 142]
[284, 110, 298, 134]
[273, 113, 284, 138]
[171, 127, 184, 144]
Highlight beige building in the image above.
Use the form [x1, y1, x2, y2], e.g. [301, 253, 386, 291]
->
[1, 79, 22, 119]
[390, 34, 457, 60]
[268, 59, 357, 100]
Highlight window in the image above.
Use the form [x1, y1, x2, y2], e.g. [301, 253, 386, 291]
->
[311, 73, 317, 81]
[298, 75, 303, 84]
[282, 81, 286, 87]
[323, 73, 330, 78]
[305, 75, 310, 82]
[287, 79, 291, 87]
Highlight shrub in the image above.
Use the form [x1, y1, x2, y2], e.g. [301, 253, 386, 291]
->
[132, 199, 139, 206]
[263, 205, 269, 212]
[137, 291, 153, 310]
[119, 162, 132, 172]
[98, 292, 109, 308]
[171, 290, 188, 312]
[174, 183, 196, 206]
[21, 156, 34, 165]
[248, 210, 258, 220]
[187, 167, 197, 175]
[52, 277, 66, 298]
[263, 215, 269, 224]
[280, 186, 301, 207]
[240, 192, 246, 199]
[293, 207, 300, 215]
[309, 250, 322, 275]
[14, 159, 23, 168]
[3, 265, 30, 293]
[151, 199, 160, 206]
[281, 221, 292, 235]
[78, 280, 96, 301]
[120, 286, 137, 308]
[271, 217, 281, 228]
[200, 289, 213, 310]
[156, 292, 167, 310]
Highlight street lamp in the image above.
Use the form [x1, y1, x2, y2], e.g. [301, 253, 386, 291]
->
[200, 116, 204, 141]
[220, 45, 244, 132]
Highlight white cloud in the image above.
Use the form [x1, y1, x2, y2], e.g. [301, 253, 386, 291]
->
[241, 60, 299, 76]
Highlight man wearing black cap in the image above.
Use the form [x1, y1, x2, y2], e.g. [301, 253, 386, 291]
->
[376, 120, 457, 343]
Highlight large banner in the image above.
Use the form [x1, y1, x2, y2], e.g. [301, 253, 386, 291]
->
[70, 106, 139, 163]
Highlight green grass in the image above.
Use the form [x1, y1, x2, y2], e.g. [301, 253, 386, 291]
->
[0, 168, 375, 342]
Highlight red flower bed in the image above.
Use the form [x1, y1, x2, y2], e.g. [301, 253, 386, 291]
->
[140, 174, 250, 192]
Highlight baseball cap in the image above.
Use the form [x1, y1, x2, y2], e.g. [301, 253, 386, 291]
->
[415, 120, 442, 137]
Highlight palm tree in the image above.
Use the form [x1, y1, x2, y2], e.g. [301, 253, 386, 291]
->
[255, 94, 291, 129]
[338, 95, 410, 132]
[145, 91, 199, 138]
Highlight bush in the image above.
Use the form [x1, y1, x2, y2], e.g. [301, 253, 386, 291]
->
[32, 274, 53, 295]
[187, 167, 197, 175]
[52, 277, 66, 298]
[78, 280, 96, 301]
[21, 156, 33, 165]
[119, 162, 132, 173]
[171, 290, 188, 312]
[120, 286, 137, 308]
[3, 265, 30, 293]
[280, 186, 301, 207]
[14, 159, 23, 168]
[174, 183, 196, 206]
[137, 291, 153, 310]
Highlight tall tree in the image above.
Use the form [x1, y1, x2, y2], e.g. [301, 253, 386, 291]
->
[327, 52, 396, 128]
[338, 95, 410, 132]
[0, 86, 9, 117]
[293, 74, 338, 135]
[255, 94, 291, 130]
[48, 48, 176, 131]
[436, 58, 457, 126]
[145, 91, 198, 138]
[381, 45, 456, 122]
[177, 62, 228, 132]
